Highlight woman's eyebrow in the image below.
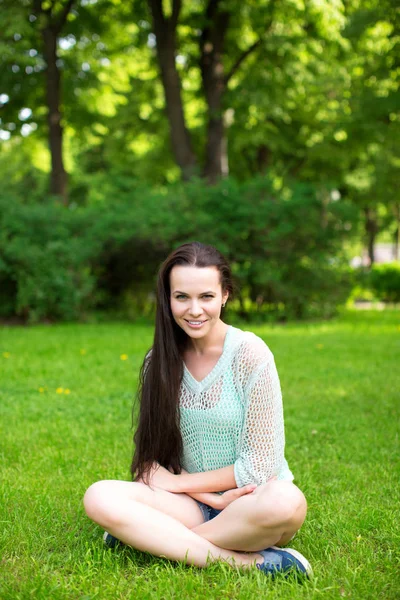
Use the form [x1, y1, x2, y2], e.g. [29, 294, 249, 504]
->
[172, 290, 215, 295]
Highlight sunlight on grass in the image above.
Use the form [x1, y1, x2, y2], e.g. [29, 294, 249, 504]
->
[0, 311, 399, 599]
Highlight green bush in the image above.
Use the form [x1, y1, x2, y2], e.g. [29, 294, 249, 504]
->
[0, 199, 98, 322]
[172, 177, 357, 319]
[369, 262, 400, 303]
[0, 176, 358, 322]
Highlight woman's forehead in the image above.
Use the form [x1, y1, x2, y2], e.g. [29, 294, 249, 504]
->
[170, 265, 221, 291]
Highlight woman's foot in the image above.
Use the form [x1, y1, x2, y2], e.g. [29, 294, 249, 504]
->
[256, 546, 312, 578]
[103, 532, 311, 579]
[103, 531, 121, 548]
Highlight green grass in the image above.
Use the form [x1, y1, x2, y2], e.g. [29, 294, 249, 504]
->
[1, 310, 399, 599]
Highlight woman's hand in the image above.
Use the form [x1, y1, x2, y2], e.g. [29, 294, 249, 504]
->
[145, 463, 181, 492]
[217, 484, 257, 509]
[216, 476, 277, 509]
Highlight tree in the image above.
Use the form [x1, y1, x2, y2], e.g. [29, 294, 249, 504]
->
[145, 0, 276, 182]
[0, 0, 113, 202]
[146, 0, 197, 181]
[1, 0, 397, 229]
[339, 0, 400, 264]
[32, 0, 75, 202]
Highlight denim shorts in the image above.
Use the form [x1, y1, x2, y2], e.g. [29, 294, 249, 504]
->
[195, 501, 223, 522]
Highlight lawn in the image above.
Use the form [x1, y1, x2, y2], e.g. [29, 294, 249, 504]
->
[0, 310, 399, 599]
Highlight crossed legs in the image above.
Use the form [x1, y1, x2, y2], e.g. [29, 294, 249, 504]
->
[83, 480, 307, 569]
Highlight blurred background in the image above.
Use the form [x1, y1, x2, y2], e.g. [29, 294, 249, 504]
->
[0, 0, 399, 324]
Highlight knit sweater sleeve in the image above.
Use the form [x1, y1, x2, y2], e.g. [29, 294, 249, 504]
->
[233, 336, 286, 487]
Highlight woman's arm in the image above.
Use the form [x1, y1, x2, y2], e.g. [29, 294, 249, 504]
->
[149, 463, 257, 510]
[164, 467, 227, 507]
[234, 352, 285, 487]
[147, 463, 237, 494]
[186, 491, 222, 508]
[187, 484, 258, 509]
[177, 465, 237, 493]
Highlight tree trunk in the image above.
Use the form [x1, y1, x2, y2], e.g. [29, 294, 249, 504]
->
[42, 26, 68, 203]
[364, 207, 378, 266]
[34, 0, 75, 204]
[148, 0, 197, 181]
[199, 0, 267, 183]
[200, 1, 230, 183]
[148, 0, 265, 183]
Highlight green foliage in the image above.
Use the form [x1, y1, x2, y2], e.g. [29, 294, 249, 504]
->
[369, 262, 400, 302]
[0, 0, 397, 267]
[168, 177, 358, 319]
[0, 197, 98, 322]
[0, 177, 358, 322]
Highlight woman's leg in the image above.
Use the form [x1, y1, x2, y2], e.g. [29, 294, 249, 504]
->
[192, 480, 307, 552]
[83, 480, 262, 568]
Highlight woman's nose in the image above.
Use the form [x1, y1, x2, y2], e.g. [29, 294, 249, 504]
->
[189, 301, 202, 316]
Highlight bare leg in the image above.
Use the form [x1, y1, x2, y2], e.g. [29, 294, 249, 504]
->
[192, 481, 307, 552]
[83, 480, 263, 568]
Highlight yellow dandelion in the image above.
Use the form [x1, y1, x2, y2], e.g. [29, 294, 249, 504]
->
[3, 352, 10, 358]
[64, 388, 71, 394]
[120, 354, 128, 361]
[80, 349, 87, 355]
[38, 387, 46, 393]
[56, 387, 64, 394]
[316, 344, 324, 349]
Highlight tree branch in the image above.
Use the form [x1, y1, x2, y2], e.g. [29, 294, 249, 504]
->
[201, 0, 221, 48]
[225, 0, 276, 85]
[54, 0, 75, 34]
[200, 0, 229, 78]
[148, 0, 166, 29]
[171, 0, 181, 29]
[32, 0, 50, 17]
[224, 39, 261, 84]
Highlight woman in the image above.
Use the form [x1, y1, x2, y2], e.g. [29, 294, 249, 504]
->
[84, 242, 311, 577]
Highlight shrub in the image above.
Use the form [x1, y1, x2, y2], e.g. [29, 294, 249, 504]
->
[0, 199, 98, 322]
[172, 177, 357, 319]
[369, 262, 400, 303]
[0, 176, 358, 322]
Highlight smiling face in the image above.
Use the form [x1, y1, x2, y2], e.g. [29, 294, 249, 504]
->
[169, 265, 229, 340]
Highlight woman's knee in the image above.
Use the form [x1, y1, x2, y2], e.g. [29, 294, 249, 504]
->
[83, 480, 143, 527]
[255, 481, 307, 529]
[83, 480, 114, 524]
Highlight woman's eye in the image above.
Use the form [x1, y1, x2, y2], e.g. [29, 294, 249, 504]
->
[174, 294, 214, 300]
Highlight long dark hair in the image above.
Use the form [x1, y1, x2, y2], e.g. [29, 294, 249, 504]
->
[130, 241, 234, 482]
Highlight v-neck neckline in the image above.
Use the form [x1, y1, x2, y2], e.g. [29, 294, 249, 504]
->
[183, 326, 232, 390]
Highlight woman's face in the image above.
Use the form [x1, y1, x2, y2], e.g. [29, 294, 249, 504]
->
[169, 265, 229, 340]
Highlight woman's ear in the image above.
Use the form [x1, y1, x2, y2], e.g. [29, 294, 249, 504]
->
[222, 291, 229, 307]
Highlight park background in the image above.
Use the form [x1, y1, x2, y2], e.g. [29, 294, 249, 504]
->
[0, 1, 399, 599]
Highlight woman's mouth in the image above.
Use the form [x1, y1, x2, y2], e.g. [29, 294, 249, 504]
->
[185, 320, 207, 328]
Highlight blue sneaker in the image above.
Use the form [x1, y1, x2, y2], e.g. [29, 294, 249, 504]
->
[103, 531, 121, 548]
[256, 546, 312, 578]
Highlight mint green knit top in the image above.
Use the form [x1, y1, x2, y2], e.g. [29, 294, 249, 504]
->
[179, 326, 294, 487]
